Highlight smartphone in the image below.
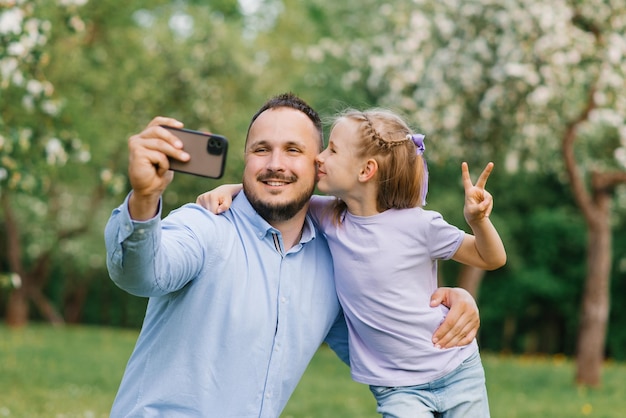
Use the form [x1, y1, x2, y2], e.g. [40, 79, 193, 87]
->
[162, 125, 228, 179]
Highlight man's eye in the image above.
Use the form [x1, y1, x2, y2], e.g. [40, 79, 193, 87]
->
[287, 148, 302, 153]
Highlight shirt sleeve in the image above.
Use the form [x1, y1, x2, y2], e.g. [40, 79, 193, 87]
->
[104, 192, 209, 297]
[323, 311, 350, 366]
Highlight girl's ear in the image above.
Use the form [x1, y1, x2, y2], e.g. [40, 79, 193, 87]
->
[358, 158, 378, 183]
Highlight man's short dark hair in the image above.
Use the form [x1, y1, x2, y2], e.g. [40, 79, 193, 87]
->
[246, 92, 324, 150]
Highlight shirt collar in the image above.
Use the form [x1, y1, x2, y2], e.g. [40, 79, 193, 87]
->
[232, 192, 316, 244]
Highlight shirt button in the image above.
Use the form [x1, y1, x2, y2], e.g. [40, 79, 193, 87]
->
[280, 297, 287, 303]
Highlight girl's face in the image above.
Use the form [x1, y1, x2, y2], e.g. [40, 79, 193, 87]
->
[315, 118, 366, 199]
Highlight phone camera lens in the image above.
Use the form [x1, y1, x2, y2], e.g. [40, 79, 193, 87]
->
[207, 137, 224, 155]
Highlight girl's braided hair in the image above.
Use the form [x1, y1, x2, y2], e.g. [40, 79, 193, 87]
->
[327, 108, 429, 224]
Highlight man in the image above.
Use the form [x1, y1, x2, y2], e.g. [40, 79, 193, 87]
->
[105, 93, 480, 417]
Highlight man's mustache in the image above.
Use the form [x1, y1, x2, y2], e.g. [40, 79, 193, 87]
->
[257, 172, 297, 183]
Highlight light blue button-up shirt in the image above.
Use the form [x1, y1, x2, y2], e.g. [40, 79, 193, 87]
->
[105, 192, 348, 417]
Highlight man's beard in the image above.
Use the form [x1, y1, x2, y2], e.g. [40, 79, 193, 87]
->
[244, 173, 315, 223]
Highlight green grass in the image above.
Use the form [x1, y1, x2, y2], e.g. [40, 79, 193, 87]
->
[0, 324, 138, 417]
[1, 324, 625, 417]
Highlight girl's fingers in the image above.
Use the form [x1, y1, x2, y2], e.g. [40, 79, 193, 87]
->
[474, 162, 494, 189]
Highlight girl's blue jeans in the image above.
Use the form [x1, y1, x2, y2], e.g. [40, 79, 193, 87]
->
[369, 350, 490, 418]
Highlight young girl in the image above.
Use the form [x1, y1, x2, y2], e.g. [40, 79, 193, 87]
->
[198, 108, 506, 417]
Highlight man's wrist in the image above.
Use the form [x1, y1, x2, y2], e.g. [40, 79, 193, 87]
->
[128, 191, 161, 221]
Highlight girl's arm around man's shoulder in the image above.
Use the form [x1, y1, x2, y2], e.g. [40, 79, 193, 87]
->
[308, 195, 336, 225]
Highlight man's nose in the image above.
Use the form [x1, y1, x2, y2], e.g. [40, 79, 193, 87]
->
[266, 151, 285, 171]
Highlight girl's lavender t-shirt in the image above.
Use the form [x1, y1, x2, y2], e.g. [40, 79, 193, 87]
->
[309, 195, 478, 386]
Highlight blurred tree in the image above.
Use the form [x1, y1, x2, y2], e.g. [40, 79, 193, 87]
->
[299, 0, 626, 386]
[47, 0, 262, 203]
[247, 0, 381, 119]
[0, 0, 95, 326]
[4, 0, 626, 377]
[0, 0, 261, 326]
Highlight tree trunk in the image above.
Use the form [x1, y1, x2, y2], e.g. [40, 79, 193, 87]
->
[457, 265, 485, 299]
[30, 286, 65, 326]
[4, 282, 65, 327]
[64, 284, 88, 324]
[574, 181, 613, 386]
[2, 192, 30, 327]
[559, 15, 626, 387]
[501, 315, 516, 354]
[559, 74, 619, 386]
[2, 192, 65, 327]
[5, 286, 30, 327]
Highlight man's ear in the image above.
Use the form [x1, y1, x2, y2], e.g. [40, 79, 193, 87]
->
[358, 158, 378, 183]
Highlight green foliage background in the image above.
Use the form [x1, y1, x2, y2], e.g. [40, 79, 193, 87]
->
[1, 0, 626, 365]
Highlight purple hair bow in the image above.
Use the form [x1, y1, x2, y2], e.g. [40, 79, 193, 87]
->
[407, 133, 428, 205]
[410, 134, 425, 155]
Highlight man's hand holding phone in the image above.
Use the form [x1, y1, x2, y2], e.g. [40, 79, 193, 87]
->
[127, 117, 228, 221]
[127, 117, 190, 220]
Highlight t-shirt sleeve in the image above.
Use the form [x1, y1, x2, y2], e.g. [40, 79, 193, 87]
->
[426, 211, 465, 260]
[308, 195, 336, 226]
